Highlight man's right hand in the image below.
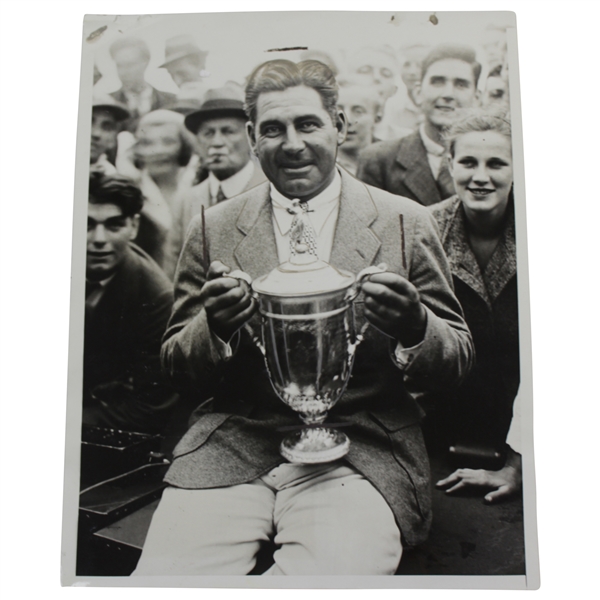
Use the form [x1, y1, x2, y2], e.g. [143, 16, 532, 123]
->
[200, 261, 257, 343]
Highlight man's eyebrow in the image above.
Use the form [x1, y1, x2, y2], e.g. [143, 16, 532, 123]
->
[454, 77, 472, 86]
[258, 119, 283, 132]
[294, 114, 325, 124]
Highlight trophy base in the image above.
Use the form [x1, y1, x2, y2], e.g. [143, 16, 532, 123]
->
[280, 428, 350, 464]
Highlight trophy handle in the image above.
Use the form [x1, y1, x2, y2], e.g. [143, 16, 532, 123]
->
[345, 263, 388, 356]
[223, 270, 266, 356]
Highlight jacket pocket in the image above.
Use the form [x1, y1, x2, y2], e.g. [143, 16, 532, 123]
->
[369, 401, 424, 432]
[171, 413, 231, 458]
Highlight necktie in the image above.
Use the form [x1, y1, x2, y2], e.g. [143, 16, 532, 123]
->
[215, 185, 227, 203]
[85, 280, 103, 319]
[436, 158, 455, 199]
[288, 200, 318, 259]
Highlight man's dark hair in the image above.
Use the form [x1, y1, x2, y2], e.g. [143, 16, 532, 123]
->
[245, 59, 339, 124]
[421, 43, 482, 86]
[109, 36, 151, 63]
[88, 172, 144, 217]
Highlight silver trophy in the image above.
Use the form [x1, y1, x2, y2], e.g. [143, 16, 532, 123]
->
[245, 246, 384, 464]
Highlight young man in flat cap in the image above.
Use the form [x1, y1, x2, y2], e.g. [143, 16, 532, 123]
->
[133, 59, 473, 576]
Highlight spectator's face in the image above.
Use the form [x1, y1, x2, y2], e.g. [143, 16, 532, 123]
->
[196, 116, 251, 180]
[135, 122, 182, 176]
[338, 87, 378, 152]
[483, 76, 508, 108]
[450, 131, 513, 217]
[417, 59, 478, 130]
[349, 49, 398, 99]
[91, 109, 119, 164]
[400, 47, 428, 93]
[113, 47, 149, 88]
[87, 202, 139, 280]
[166, 55, 203, 87]
[248, 85, 346, 201]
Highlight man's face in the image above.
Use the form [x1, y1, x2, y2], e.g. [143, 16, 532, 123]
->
[91, 108, 119, 163]
[248, 85, 346, 201]
[87, 202, 139, 280]
[135, 122, 182, 177]
[349, 49, 398, 100]
[113, 47, 148, 88]
[338, 87, 379, 152]
[196, 116, 251, 180]
[166, 55, 202, 87]
[416, 58, 478, 131]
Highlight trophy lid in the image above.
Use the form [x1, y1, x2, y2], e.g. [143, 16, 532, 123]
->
[252, 255, 355, 297]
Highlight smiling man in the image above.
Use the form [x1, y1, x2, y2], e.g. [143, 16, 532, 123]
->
[133, 59, 473, 576]
[84, 172, 176, 434]
[357, 44, 481, 206]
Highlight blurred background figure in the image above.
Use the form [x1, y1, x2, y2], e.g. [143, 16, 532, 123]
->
[117, 109, 198, 280]
[428, 112, 521, 503]
[357, 43, 481, 206]
[160, 35, 210, 115]
[180, 85, 266, 232]
[109, 36, 177, 132]
[90, 94, 130, 175]
[396, 43, 431, 131]
[482, 24, 508, 72]
[345, 46, 410, 141]
[337, 83, 382, 176]
[84, 172, 177, 434]
[482, 64, 509, 111]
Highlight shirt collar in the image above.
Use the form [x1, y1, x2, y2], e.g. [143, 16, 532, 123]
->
[270, 169, 342, 236]
[208, 160, 254, 200]
[419, 123, 445, 157]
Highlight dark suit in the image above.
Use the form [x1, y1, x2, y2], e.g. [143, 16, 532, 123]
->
[83, 243, 177, 433]
[110, 86, 177, 132]
[160, 170, 473, 547]
[356, 130, 452, 206]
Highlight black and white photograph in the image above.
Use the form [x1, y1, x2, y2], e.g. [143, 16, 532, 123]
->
[58, 9, 538, 588]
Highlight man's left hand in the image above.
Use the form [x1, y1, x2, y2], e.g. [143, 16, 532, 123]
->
[361, 272, 427, 348]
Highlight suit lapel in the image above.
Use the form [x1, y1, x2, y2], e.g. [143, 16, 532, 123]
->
[330, 170, 381, 274]
[395, 132, 441, 206]
[233, 184, 279, 279]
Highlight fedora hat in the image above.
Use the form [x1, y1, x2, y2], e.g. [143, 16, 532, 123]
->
[92, 93, 130, 122]
[160, 35, 208, 68]
[184, 86, 248, 134]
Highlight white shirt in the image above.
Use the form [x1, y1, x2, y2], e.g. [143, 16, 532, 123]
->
[208, 160, 255, 203]
[270, 169, 341, 263]
[419, 123, 446, 179]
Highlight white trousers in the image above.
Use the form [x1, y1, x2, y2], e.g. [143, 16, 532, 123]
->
[133, 462, 402, 576]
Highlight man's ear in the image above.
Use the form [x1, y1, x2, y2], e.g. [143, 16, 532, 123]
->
[413, 83, 423, 107]
[246, 121, 258, 156]
[130, 214, 140, 241]
[335, 110, 348, 146]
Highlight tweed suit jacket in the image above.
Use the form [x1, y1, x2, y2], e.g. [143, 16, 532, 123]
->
[357, 130, 452, 207]
[178, 161, 267, 236]
[161, 169, 473, 547]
